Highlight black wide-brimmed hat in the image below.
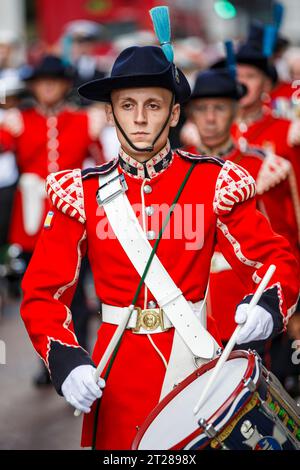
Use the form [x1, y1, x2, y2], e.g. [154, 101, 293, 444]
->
[22, 55, 75, 81]
[78, 45, 191, 104]
[190, 68, 247, 101]
[236, 21, 278, 82]
[236, 45, 275, 80]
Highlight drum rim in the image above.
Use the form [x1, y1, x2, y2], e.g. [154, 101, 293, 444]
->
[132, 349, 258, 450]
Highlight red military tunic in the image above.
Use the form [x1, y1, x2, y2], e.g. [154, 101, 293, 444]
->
[231, 107, 300, 197]
[186, 143, 300, 341]
[20, 144, 300, 449]
[0, 105, 105, 252]
[185, 143, 300, 258]
[270, 81, 295, 101]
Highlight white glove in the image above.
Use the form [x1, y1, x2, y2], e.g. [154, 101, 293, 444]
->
[61, 365, 105, 414]
[235, 304, 274, 344]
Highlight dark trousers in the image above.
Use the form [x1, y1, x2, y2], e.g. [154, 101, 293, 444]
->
[234, 332, 300, 384]
[0, 184, 16, 247]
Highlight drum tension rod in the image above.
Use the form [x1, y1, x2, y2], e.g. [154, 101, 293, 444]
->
[198, 418, 217, 439]
[243, 378, 256, 392]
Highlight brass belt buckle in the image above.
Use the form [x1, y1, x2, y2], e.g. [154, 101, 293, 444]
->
[132, 307, 165, 333]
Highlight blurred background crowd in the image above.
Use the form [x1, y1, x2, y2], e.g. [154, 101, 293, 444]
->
[0, 0, 300, 449]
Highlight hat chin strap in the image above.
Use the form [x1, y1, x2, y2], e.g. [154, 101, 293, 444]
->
[111, 95, 175, 153]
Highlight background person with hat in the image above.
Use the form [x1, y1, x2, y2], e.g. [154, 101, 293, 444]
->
[0, 54, 105, 257]
[0, 69, 24, 249]
[184, 58, 300, 346]
[0, 30, 23, 72]
[231, 23, 300, 200]
[61, 19, 106, 105]
[181, 19, 300, 194]
[19, 7, 300, 450]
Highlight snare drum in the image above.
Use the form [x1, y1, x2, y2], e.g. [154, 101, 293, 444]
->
[132, 350, 300, 450]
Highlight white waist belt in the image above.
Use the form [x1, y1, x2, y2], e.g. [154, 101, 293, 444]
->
[102, 300, 205, 335]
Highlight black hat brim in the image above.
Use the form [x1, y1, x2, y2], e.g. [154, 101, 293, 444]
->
[24, 71, 74, 82]
[236, 57, 278, 83]
[78, 64, 191, 104]
[190, 83, 247, 101]
[191, 66, 248, 101]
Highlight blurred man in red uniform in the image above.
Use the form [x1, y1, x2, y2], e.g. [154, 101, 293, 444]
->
[185, 66, 300, 342]
[230, 33, 300, 389]
[231, 35, 300, 197]
[20, 42, 299, 450]
[239, 20, 294, 120]
[0, 55, 105, 385]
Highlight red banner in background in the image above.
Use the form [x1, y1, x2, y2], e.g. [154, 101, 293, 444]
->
[36, 0, 158, 45]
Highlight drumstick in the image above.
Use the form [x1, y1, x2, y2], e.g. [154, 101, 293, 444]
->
[74, 304, 134, 417]
[193, 264, 276, 415]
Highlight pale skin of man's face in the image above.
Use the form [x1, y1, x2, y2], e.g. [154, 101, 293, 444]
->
[105, 87, 180, 162]
[188, 97, 237, 149]
[237, 64, 268, 110]
[290, 60, 300, 81]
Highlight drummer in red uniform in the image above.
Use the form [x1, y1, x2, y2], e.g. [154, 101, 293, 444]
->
[184, 64, 300, 343]
[20, 20, 300, 450]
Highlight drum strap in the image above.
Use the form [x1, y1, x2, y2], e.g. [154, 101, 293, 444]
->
[159, 298, 210, 400]
[97, 166, 216, 360]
